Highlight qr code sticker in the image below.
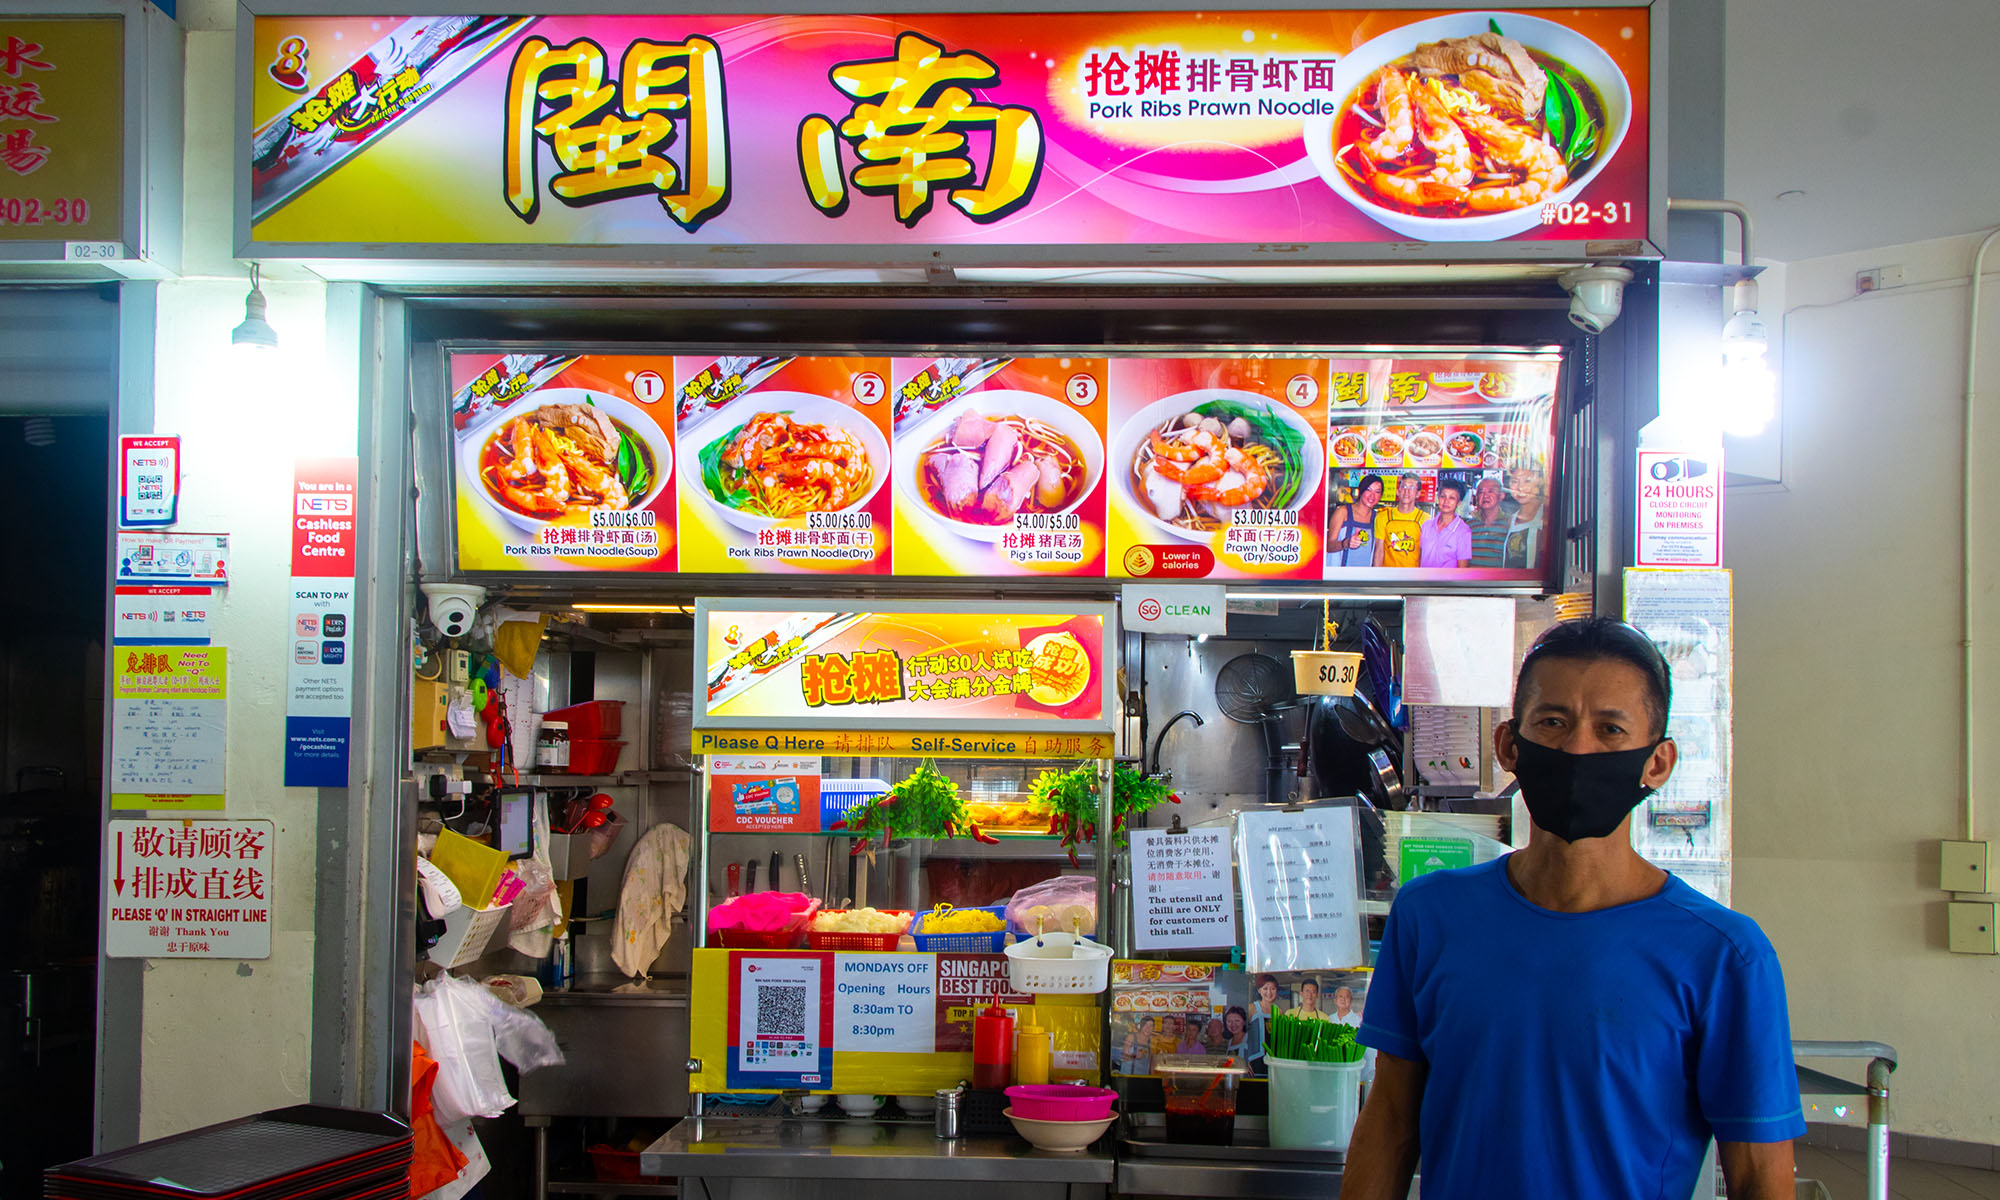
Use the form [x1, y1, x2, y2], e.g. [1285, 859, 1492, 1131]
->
[756, 985, 807, 1037]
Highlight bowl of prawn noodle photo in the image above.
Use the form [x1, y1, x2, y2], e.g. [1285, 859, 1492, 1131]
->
[458, 390, 673, 535]
[894, 390, 1106, 544]
[677, 393, 891, 534]
[1111, 390, 1325, 545]
[1301, 11, 1633, 241]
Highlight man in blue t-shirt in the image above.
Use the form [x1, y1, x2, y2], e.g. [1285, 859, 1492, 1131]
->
[1342, 618, 1803, 1200]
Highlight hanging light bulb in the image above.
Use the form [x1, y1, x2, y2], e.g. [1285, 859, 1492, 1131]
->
[230, 263, 279, 351]
[1719, 278, 1775, 436]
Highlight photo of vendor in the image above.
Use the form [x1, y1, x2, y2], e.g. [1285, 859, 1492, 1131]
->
[1418, 479, 1473, 568]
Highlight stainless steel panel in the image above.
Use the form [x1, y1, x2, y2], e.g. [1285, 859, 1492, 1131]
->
[1138, 638, 1304, 819]
[640, 1117, 1114, 1184]
[517, 992, 689, 1119]
[1117, 1158, 1342, 1199]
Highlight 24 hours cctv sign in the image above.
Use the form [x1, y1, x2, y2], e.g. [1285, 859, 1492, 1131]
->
[106, 820, 272, 959]
[1636, 450, 1723, 568]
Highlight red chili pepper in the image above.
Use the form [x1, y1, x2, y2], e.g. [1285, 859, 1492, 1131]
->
[973, 828, 999, 845]
[830, 819, 848, 831]
[1169, 793, 1182, 804]
[1047, 814, 1062, 835]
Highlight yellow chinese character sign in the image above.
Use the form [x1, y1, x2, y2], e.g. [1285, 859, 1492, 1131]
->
[245, 11, 1655, 252]
[0, 18, 122, 241]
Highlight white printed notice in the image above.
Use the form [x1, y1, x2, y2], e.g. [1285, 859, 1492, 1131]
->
[1636, 449, 1724, 567]
[1131, 826, 1237, 952]
[111, 645, 226, 811]
[833, 953, 936, 1052]
[1236, 807, 1364, 973]
[105, 819, 272, 958]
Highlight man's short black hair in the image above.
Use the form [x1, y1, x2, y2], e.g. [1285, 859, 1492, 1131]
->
[1512, 617, 1672, 738]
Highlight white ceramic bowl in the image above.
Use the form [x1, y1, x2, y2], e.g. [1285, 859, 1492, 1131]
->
[1109, 390, 1326, 545]
[836, 1093, 886, 1116]
[675, 393, 891, 534]
[1004, 1109, 1117, 1153]
[896, 1094, 937, 1116]
[797, 1094, 827, 1113]
[893, 390, 1106, 544]
[455, 388, 673, 537]
[1301, 11, 1635, 241]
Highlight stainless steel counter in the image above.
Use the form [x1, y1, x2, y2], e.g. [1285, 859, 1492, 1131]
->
[1116, 1157, 1343, 1198]
[641, 1116, 1112, 1199]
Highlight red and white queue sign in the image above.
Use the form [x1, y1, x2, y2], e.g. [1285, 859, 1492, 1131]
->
[105, 819, 273, 959]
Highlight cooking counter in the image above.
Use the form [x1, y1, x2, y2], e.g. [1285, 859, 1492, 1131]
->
[640, 1115, 1113, 1199]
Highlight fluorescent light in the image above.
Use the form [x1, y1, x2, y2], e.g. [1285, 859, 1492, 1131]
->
[572, 603, 692, 614]
[1227, 591, 1383, 602]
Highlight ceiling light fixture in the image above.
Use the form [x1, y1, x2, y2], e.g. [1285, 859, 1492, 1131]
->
[230, 263, 278, 351]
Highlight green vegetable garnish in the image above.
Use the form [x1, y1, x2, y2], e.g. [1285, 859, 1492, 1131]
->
[615, 432, 652, 498]
[1193, 399, 1307, 508]
[1542, 69, 1600, 170]
[1489, 17, 1505, 35]
[698, 420, 755, 509]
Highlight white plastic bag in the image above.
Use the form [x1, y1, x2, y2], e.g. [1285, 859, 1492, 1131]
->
[1004, 874, 1099, 936]
[414, 973, 563, 1124]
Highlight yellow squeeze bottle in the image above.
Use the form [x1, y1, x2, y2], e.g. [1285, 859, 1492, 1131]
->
[1014, 1014, 1053, 1086]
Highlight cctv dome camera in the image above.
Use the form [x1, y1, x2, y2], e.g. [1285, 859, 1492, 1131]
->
[420, 582, 487, 639]
[1558, 265, 1634, 335]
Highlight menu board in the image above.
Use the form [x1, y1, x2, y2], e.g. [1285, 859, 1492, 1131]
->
[448, 349, 1558, 583]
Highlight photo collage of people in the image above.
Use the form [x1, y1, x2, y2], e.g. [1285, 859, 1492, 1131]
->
[1108, 961, 1373, 1078]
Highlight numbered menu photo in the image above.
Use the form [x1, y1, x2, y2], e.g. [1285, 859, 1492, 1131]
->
[674, 355, 894, 575]
[448, 352, 679, 573]
[1108, 358, 1329, 581]
[890, 357, 1110, 578]
[1325, 353, 1560, 581]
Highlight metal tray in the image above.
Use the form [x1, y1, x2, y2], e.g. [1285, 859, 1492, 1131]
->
[1119, 1129, 1345, 1168]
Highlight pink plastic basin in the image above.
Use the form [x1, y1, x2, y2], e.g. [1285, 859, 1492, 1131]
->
[1004, 1085, 1118, 1122]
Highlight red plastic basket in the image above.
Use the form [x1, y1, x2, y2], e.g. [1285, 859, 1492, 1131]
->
[586, 1146, 660, 1183]
[566, 739, 624, 775]
[544, 700, 624, 740]
[806, 910, 912, 951]
[711, 899, 820, 949]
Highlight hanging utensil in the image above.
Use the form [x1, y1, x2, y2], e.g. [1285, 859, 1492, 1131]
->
[770, 851, 783, 892]
[745, 858, 759, 893]
[795, 853, 812, 901]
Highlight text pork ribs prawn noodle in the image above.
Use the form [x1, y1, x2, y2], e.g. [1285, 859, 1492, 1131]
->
[700, 411, 873, 518]
[1134, 400, 1306, 532]
[1335, 27, 1606, 217]
[920, 410, 1087, 525]
[480, 400, 654, 519]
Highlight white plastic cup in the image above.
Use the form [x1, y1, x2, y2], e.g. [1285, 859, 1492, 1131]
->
[1266, 1056, 1366, 1151]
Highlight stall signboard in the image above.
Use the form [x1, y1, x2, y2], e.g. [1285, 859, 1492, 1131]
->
[694, 728, 1114, 760]
[450, 348, 1559, 585]
[244, 10, 1654, 258]
[0, 18, 123, 245]
[696, 601, 1113, 733]
[707, 753, 823, 833]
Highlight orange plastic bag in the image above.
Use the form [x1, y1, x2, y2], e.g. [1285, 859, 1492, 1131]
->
[411, 1040, 469, 1197]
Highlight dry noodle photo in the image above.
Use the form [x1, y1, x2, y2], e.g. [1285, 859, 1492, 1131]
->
[700, 411, 873, 517]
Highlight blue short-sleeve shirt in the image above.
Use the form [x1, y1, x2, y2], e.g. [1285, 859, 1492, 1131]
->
[1358, 856, 1805, 1200]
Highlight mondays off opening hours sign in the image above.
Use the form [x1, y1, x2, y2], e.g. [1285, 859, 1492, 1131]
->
[247, 9, 1653, 257]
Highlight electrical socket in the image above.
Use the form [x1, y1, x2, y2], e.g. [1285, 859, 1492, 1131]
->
[1942, 840, 1990, 893]
[447, 649, 471, 684]
[1856, 265, 1905, 293]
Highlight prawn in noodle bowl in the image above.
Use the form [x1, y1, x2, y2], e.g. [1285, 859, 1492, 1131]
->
[479, 400, 654, 520]
[1131, 401, 1306, 533]
[1333, 29, 1606, 218]
[701, 411, 873, 518]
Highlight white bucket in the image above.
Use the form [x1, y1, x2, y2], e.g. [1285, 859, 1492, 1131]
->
[1291, 650, 1364, 696]
[1266, 1056, 1365, 1151]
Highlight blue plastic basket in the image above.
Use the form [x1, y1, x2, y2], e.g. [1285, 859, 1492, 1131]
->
[910, 905, 1011, 953]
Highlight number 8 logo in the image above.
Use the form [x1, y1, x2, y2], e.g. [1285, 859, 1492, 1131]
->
[269, 36, 310, 92]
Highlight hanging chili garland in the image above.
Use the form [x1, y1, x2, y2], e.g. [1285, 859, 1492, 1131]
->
[1028, 763, 1180, 865]
[829, 760, 997, 856]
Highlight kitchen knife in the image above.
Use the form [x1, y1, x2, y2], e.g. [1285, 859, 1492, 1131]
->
[770, 851, 783, 893]
[745, 858, 759, 893]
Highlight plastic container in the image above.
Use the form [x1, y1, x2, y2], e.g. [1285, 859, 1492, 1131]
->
[566, 738, 625, 775]
[1291, 650, 1364, 696]
[972, 1003, 1015, 1091]
[430, 901, 513, 968]
[430, 828, 509, 908]
[910, 905, 1011, 953]
[1266, 1056, 1366, 1151]
[1013, 1017, 1053, 1085]
[1154, 1053, 1249, 1146]
[545, 699, 625, 740]
[1003, 932, 1113, 994]
[806, 909, 913, 951]
[534, 720, 570, 770]
[1004, 1084, 1115, 1122]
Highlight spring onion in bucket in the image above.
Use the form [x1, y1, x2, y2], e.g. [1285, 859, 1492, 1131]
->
[1265, 1013, 1365, 1064]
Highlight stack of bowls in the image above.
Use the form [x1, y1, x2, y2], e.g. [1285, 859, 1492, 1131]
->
[1002, 1085, 1118, 1153]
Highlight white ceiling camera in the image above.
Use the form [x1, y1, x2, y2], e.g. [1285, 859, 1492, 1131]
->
[1558, 265, 1634, 335]
[421, 582, 487, 640]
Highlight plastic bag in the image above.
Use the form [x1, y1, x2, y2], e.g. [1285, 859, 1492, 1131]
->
[414, 973, 564, 1125]
[1004, 874, 1098, 936]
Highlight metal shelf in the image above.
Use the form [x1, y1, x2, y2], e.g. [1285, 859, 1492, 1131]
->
[545, 1180, 676, 1195]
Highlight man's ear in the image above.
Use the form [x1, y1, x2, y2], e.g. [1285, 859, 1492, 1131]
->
[1642, 737, 1677, 790]
[1494, 717, 1519, 773]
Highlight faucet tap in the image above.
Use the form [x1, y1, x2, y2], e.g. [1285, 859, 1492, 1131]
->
[1149, 709, 1206, 777]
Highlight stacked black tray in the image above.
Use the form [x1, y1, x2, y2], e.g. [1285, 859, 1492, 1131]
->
[46, 1106, 411, 1200]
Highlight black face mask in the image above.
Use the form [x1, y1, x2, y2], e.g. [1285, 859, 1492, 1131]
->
[1509, 730, 1664, 842]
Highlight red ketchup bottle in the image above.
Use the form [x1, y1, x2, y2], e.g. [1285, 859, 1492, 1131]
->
[971, 1002, 1015, 1091]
